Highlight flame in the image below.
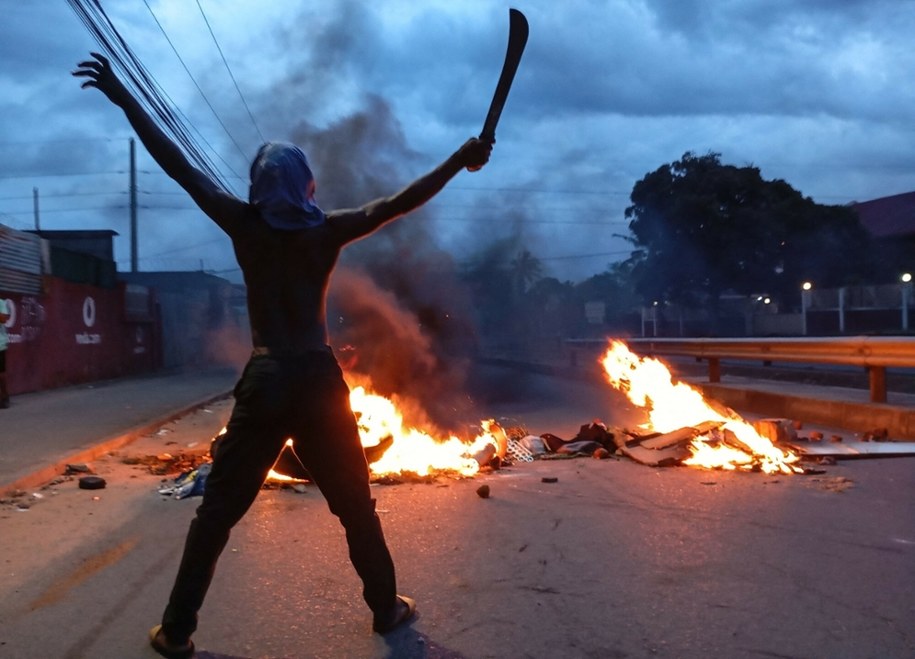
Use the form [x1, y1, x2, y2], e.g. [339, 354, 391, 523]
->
[268, 439, 308, 483]
[349, 386, 500, 478]
[214, 385, 500, 482]
[600, 340, 802, 474]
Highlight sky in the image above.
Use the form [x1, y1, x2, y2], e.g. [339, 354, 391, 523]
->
[2, 0, 915, 285]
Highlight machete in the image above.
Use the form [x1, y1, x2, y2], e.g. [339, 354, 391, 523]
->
[480, 8, 529, 143]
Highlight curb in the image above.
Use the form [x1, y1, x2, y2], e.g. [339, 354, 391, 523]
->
[695, 382, 915, 440]
[1, 390, 232, 496]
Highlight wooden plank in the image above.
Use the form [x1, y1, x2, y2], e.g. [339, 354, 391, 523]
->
[630, 420, 723, 450]
[619, 443, 691, 467]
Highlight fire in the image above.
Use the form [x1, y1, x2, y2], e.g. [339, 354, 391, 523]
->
[349, 386, 500, 478]
[217, 384, 501, 482]
[268, 439, 308, 483]
[600, 340, 802, 474]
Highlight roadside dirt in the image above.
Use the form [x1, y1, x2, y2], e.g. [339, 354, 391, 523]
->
[0, 398, 234, 518]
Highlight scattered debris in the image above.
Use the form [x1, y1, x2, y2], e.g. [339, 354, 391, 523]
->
[78, 476, 106, 490]
[507, 438, 536, 462]
[808, 476, 855, 493]
[752, 419, 798, 445]
[541, 477, 558, 484]
[476, 484, 491, 499]
[126, 452, 210, 476]
[863, 427, 889, 441]
[592, 447, 611, 460]
[158, 463, 212, 499]
[635, 421, 725, 450]
[472, 443, 498, 468]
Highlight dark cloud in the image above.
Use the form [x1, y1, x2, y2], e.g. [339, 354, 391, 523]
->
[4, 0, 915, 286]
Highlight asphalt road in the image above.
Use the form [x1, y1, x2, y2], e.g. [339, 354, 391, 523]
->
[1, 365, 913, 659]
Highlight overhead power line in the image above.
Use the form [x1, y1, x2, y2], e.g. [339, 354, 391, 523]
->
[0, 137, 125, 147]
[0, 171, 125, 179]
[0, 206, 126, 216]
[196, 0, 265, 144]
[66, 0, 241, 192]
[141, 0, 250, 166]
[0, 191, 126, 201]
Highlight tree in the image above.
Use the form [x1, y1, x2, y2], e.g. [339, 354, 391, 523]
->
[509, 249, 544, 297]
[624, 152, 876, 314]
[460, 239, 514, 335]
[575, 261, 643, 331]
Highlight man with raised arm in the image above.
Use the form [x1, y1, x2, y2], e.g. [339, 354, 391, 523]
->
[74, 52, 492, 659]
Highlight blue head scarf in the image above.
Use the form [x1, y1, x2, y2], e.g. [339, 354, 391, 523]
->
[249, 142, 326, 230]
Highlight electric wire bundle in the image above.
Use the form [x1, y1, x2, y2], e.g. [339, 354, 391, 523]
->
[67, 0, 239, 193]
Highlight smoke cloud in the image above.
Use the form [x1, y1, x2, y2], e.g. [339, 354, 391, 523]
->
[246, 10, 485, 432]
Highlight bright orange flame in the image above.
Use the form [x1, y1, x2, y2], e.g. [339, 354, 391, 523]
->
[215, 383, 500, 482]
[267, 439, 308, 483]
[349, 386, 499, 477]
[600, 340, 801, 474]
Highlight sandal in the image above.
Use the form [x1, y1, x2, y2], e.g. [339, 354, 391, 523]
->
[149, 624, 195, 659]
[372, 594, 416, 634]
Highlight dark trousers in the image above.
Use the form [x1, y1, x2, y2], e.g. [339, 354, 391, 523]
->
[162, 350, 397, 641]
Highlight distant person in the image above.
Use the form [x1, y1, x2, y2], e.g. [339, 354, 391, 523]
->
[0, 297, 9, 408]
[74, 52, 493, 659]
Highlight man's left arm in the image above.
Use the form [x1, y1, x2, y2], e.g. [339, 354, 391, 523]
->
[73, 53, 246, 236]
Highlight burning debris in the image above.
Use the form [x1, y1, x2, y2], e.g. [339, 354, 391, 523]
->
[349, 385, 504, 478]
[600, 340, 804, 474]
[145, 338, 915, 499]
[198, 384, 508, 488]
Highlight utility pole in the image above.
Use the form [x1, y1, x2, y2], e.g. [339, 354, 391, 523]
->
[32, 187, 40, 231]
[129, 137, 138, 272]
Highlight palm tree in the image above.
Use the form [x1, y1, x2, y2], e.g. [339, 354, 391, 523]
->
[509, 249, 543, 297]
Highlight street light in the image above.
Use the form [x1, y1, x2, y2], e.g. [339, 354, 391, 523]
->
[902, 273, 912, 331]
[801, 281, 812, 335]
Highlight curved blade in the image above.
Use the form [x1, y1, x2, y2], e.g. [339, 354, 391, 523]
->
[480, 8, 529, 142]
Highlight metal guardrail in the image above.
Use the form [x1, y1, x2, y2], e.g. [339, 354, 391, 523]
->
[565, 336, 915, 403]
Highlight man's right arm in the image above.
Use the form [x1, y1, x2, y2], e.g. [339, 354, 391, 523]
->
[73, 53, 245, 234]
[327, 138, 492, 245]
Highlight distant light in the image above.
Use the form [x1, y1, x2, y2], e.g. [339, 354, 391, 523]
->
[902, 273, 912, 283]
[756, 296, 764, 301]
[652, 300, 659, 306]
[764, 297, 771, 304]
[802, 281, 812, 291]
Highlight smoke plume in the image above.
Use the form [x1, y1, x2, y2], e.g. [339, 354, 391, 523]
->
[254, 8, 484, 432]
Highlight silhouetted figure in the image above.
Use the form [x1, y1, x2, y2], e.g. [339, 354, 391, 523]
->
[74, 52, 492, 659]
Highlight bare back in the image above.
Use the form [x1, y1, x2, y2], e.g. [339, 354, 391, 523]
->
[229, 205, 341, 352]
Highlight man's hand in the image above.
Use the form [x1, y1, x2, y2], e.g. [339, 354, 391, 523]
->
[457, 137, 494, 172]
[72, 52, 131, 107]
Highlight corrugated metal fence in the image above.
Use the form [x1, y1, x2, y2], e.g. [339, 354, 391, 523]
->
[0, 224, 46, 294]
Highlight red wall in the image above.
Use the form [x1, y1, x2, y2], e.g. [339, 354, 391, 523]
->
[2, 278, 160, 395]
